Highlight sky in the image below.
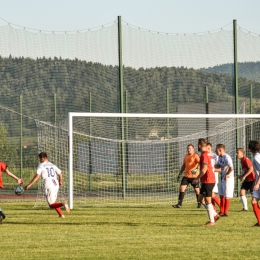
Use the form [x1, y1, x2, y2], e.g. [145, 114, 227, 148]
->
[0, 0, 259, 34]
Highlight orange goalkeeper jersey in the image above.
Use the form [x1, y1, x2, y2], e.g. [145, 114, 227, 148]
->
[183, 153, 200, 178]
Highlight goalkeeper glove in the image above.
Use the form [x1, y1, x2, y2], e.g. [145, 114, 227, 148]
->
[177, 172, 182, 182]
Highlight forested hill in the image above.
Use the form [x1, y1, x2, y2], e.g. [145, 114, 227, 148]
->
[0, 56, 259, 135]
[200, 62, 260, 82]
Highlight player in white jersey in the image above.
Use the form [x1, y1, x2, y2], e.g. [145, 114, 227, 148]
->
[207, 143, 220, 211]
[25, 152, 70, 218]
[215, 144, 234, 217]
[248, 140, 260, 226]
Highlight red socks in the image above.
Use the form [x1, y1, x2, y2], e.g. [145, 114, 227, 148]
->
[49, 202, 63, 209]
[252, 203, 260, 224]
[220, 196, 230, 215]
[212, 196, 220, 208]
[220, 196, 225, 214]
[224, 198, 230, 215]
[49, 202, 63, 217]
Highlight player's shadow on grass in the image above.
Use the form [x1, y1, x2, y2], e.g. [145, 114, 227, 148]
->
[4, 221, 182, 227]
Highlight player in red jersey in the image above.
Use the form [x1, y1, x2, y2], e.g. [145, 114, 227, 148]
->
[207, 142, 221, 211]
[0, 161, 24, 224]
[236, 148, 256, 211]
[193, 138, 219, 226]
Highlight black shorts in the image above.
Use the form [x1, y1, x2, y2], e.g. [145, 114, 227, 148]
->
[200, 183, 215, 197]
[241, 181, 255, 193]
[181, 177, 199, 188]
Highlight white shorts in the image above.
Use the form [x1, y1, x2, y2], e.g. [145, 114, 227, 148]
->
[213, 172, 219, 193]
[43, 179, 59, 205]
[213, 183, 218, 193]
[218, 177, 234, 198]
[252, 188, 260, 199]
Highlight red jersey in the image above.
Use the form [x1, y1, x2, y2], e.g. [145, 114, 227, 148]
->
[200, 151, 215, 184]
[241, 156, 255, 182]
[0, 162, 7, 188]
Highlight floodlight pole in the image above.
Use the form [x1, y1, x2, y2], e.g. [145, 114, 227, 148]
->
[233, 19, 240, 195]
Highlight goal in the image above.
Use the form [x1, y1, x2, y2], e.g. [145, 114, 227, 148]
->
[35, 113, 260, 209]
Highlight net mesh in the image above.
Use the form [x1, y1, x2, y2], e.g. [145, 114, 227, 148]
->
[0, 20, 259, 206]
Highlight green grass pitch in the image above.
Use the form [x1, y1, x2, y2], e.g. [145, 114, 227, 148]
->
[0, 199, 259, 260]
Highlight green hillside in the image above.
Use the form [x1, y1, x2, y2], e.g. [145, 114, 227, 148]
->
[200, 61, 260, 82]
[0, 56, 259, 138]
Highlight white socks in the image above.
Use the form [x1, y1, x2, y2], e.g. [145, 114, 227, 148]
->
[240, 195, 248, 210]
[207, 203, 216, 223]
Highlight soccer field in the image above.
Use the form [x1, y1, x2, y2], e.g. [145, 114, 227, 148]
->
[0, 199, 259, 260]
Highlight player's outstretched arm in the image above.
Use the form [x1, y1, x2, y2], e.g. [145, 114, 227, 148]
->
[5, 168, 24, 185]
[25, 174, 40, 190]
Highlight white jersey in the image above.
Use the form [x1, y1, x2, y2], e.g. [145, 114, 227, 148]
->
[211, 153, 218, 171]
[37, 161, 62, 186]
[217, 153, 234, 180]
[253, 153, 260, 182]
[211, 153, 219, 186]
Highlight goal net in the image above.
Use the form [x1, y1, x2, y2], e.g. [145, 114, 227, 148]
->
[35, 113, 260, 208]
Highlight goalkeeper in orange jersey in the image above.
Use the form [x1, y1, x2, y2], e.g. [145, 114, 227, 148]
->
[173, 144, 201, 208]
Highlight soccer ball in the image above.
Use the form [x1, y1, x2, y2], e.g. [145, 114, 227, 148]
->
[14, 185, 24, 196]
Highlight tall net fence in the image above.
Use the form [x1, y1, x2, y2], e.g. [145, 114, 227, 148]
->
[35, 114, 260, 206]
[0, 19, 259, 205]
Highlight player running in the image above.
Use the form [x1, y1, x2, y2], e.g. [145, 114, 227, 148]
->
[0, 162, 24, 224]
[192, 138, 219, 226]
[215, 144, 234, 217]
[248, 140, 260, 227]
[25, 152, 70, 218]
[173, 144, 200, 208]
[236, 148, 255, 212]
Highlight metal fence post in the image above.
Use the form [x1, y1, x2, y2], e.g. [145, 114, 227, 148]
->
[233, 19, 240, 196]
[118, 16, 126, 198]
[20, 94, 23, 179]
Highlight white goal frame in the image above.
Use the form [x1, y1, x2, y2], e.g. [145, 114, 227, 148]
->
[68, 112, 260, 209]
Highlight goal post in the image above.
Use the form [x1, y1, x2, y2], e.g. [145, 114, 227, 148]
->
[67, 112, 260, 209]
